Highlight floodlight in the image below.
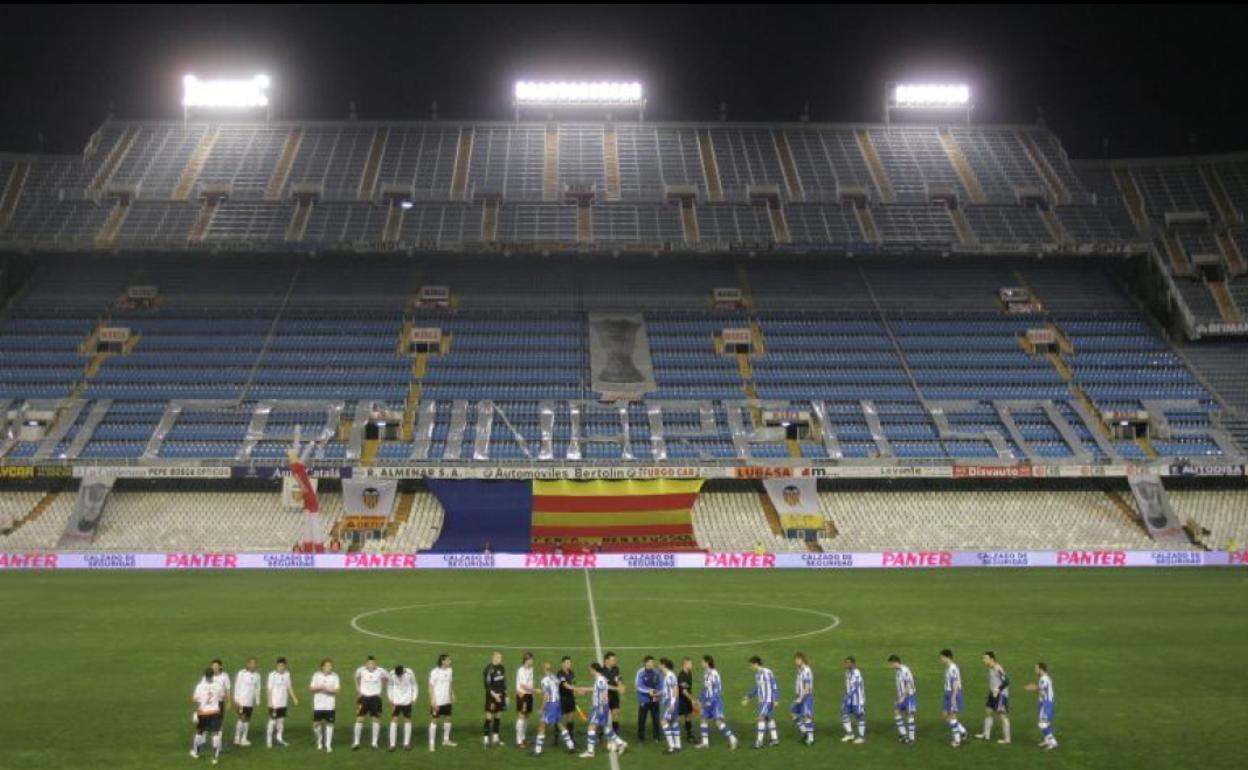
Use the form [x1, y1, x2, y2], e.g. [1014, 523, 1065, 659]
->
[890, 83, 971, 108]
[182, 74, 271, 109]
[514, 80, 644, 105]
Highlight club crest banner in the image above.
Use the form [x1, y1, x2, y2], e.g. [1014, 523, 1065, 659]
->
[342, 479, 398, 517]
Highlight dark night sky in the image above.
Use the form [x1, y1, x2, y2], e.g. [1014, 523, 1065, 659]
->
[0, 4, 1241, 160]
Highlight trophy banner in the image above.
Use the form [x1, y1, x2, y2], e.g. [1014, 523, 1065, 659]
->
[588, 311, 657, 398]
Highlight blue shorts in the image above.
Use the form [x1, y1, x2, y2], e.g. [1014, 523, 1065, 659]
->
[895, 695, 917, 715]
[841, 697, 863, 718]
[701, 698, 725, 721]
[987, 693, 1009, 713]
[791, 697, 814, 720]
[590, 709, 610, 728]
[1037, 702, 1054, 725]
[942, 692, 964, 714]
[541, 703, 562, 725]
[757, 702, 775, 720]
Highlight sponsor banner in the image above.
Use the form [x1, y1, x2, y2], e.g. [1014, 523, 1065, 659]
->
[342, 479, 397, 517]
[1165, 463, 1246, 478]
[340, 516, 389, 531]
[0, 466, 35, 479]
[952, 464, 1035, 479]
[232, 466, 351, 480]
[71, 466, 234, 479]
[51, 463, 1235, 482]
[2, 550, 1241, 570]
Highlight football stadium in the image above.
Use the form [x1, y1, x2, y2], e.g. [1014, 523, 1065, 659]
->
[1, 5, 1246, 769]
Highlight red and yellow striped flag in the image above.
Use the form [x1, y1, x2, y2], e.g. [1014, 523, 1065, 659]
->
[530, 479, 705, 552]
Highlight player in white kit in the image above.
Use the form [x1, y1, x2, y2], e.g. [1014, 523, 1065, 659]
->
[310, 658, 341, 753]
[232, 658, 262, 748]
[191, 668, 225, 765]
[428, 653, 458, 751]
[353, 655, 386, 750]
[387, 664, 418, 751]
[515, 653, 535, 748]
[265, 657, 298, 748]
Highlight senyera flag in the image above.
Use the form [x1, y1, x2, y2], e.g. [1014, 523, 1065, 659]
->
[530, 479, 705, 552]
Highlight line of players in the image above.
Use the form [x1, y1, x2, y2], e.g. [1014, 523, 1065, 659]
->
[188, 648, 1058, 763]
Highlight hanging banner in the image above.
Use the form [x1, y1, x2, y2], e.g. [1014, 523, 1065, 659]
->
[763, 477, 823, 539]
[588, 311, 657, 398]
[342, 478, 398, 517]
[1127, 473, 1188, 543]
[531, 478, 704, 551]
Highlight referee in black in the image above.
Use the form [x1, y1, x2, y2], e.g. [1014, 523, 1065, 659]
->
[556, 656, 578, 741]
[678, 657, 696, 742]
[482, 651, 506, 748]
[603, 652, 624, 737]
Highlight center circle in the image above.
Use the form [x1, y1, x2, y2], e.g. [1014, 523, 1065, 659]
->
[351, 598, 840, 651]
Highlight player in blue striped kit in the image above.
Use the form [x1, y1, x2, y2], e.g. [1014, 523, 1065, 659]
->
[531, 663, 575, 756]
[657, 658, 682, 754]
[790, 653, 815, 745]
[741, 656, 780, 749]
[1024, 662, 1058, 751]
[940, 649, 970, 747]
[888, 654, 917, 744]
[578, 663, 628, 759]
[840, 656, 866, 744]
[695, 655, 738, 750]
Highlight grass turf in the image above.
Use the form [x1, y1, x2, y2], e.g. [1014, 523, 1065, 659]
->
[1, 567, 1245, 769]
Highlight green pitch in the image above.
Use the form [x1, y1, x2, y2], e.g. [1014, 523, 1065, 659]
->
[1, 568, 1245, 769]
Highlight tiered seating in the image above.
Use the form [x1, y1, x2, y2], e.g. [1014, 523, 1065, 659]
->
[613, 124, 705, 199]
[707, 127, 786, 200]
[374, 125, 460, 200]
[0, 118, 1139, 255]
[783, 128, 876, 200]
[1132, 164, 1217, 221]
[691, 491, 807, 553]
[284, 124, 377, 198]
[817, 489, 1167, 551]
[590, 203, 683, 245]
[557, 124, 607, 192]
[0, 256, 1239, 463]
[1169, 489, 1248, 550]
[0, 492, 45, 533]
[964, 206, 1054, 247]
[378, 490, 445, 552]
[111, 124, 212, 199]
[866, 127, 967, 203]
[465, 125, 545, 199]
[195, 125, 289, 198]
[870, 206, 956, 245]
[87, 489, 345, 551]
[949, 127, 1045, 202]
[0, 493, 75, 550]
